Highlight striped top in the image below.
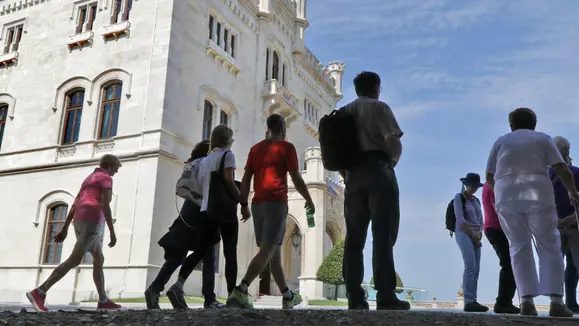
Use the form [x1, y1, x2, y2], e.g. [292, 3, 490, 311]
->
[341, 97, 404, 153]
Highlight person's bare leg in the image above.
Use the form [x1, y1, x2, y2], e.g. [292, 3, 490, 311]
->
[38, 240, 86, 292]
[91, 249, 108, 302]
[270, 247, 288, 291]
[240, 243, 277, 288]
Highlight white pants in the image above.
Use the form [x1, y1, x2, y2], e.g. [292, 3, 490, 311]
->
[495, 177, 564, 297]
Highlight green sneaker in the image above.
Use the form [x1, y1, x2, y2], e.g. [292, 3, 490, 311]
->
[282, 291, 303, 309]
[226, 287, 253, 309]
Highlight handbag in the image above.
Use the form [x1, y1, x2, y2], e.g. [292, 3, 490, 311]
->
[206, 151, 239, 222]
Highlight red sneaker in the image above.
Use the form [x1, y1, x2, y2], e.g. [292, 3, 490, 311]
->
[97, 299, 122, 311]
[26, 289, 48, 312]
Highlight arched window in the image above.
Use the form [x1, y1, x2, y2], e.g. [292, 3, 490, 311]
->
[265, 49, 270, 80]
[330, 77, 336, 87]
[220, 110, 229, 126]
[272, 51, 280, 81]
[42, 204, 69, 264]
[202, 100, 213, 140]
[98, 82, 123, 139]
[0, 103, 7, 149]
[62, 90, 84, 144]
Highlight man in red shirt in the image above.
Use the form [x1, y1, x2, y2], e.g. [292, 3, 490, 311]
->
[26, 154, 122, 312]
[482, 182, 519, 314]
[226, 114, 315, 309]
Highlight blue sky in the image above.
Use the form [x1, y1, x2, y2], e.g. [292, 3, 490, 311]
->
[305, 0, 579, 303]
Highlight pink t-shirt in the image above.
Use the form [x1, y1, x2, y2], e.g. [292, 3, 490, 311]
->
[74, 168, 112, 224]
[482, 183, 501, 230]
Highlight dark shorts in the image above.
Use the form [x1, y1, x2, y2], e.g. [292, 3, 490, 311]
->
[252, 202, 288, 246]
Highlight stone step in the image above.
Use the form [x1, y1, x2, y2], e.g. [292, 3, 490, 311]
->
[256, 295, 284, 305]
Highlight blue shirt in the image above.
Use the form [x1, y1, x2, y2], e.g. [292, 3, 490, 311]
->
[549, 165, 579, 219]
[454, 193, 483, 232]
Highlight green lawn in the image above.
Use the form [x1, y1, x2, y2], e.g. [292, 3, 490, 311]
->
[84, 296, 226, 304]
[308, 299, 348, 306]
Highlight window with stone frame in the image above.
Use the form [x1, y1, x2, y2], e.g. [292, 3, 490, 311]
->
[111, 0, 132, 24]
[265, 49, 270, 80]
[220, 110, 229, 126]
[98, 82, 123, 139]
[208, 15, 238, 58]
[282, 63, 287, 86]
[0, 103, 7, 149]
[76, 3, 98, 34]
[272, 51, 280, 81]
[61, 90, 85, 145]
[208, 15, 215, 40]
[202, 100, 214, 140]
[42, 204, 69, 265]
[81, 223, 105, 264]
[3, 24, 23, 54]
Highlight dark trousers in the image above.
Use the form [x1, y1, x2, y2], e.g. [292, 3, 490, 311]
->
[342, 152, 400, 306]
[564, 246, 579, 306]
[149, 246, 217, 302]
[484, 228, 517, 305]
[179, 219, 239, 294]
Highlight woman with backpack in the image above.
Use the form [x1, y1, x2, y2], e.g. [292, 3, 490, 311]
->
[144, 140, 223, 310]
[453, 173, 489, 312]
[165, 125, 251, 309]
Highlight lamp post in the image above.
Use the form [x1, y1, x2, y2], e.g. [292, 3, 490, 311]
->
[291, 227, 302, 250]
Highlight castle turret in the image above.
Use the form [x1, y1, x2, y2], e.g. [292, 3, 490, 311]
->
[326, 62, 346, 96]
[303, 146, 324, 183]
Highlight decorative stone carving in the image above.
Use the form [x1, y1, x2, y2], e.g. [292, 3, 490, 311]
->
[57, 146, 77, 159]
[93, 142, 115, 156]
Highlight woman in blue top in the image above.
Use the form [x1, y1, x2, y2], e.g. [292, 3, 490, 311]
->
[454, 173, 488, 312]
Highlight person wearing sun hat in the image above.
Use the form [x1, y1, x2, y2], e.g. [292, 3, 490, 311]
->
[452, 172, 488, 312]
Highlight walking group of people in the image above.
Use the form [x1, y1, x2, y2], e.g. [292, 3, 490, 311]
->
[24, 70, 578, 318]
[449, 108, 579, 318]
[26, 114, 315, 312]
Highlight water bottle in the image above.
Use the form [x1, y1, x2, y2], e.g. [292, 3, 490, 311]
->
[306, 205, 315, 228]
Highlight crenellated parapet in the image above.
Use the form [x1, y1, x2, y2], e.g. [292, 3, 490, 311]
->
[0, 0, 49, 16]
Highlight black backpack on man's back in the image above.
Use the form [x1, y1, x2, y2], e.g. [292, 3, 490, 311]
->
[445, 194, 480, 237]
[319, 106, 361, 171]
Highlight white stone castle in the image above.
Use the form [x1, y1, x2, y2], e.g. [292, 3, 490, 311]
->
[0, 0, 346, 304]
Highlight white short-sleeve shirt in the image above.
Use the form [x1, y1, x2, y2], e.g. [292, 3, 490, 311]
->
[486, 129, 564, 205]
[198, 147, 236, 212]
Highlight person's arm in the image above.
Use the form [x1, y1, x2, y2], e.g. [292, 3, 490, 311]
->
[286, 144, 313, 205]
[101, 188, 115, 235]
[223, 151, 244, 203]
[454, 194, 474, 238]
[373, 103, 404, 166]
[62, 192, 80, 230]
[485, 140, 499, 189]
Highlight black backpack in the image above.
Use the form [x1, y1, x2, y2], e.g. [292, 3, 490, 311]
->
[445, 194, 479, 237]
[319, 107, 361, 171]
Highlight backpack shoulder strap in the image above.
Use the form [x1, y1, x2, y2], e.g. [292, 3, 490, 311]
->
[459, 193, 468, 217]
[218, 150, 229, 174]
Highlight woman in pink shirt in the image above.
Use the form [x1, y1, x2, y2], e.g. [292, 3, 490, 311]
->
[482, 183, 519, 314]
[26, 154, 122, 312]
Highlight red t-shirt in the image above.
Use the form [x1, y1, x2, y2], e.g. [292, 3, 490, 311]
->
[74, 168, 113, 224]
[245, 140, 299, 204]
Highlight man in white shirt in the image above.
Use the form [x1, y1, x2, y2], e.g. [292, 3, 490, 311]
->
[485, 107, 579, 317]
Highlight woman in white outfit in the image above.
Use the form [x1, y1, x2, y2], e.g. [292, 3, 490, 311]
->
[485, 108, 579, 317]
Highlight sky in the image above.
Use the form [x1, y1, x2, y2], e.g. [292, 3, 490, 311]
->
[305, 0, 579, 304]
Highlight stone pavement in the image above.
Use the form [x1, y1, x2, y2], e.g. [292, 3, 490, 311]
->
[1, 308, 579, 325]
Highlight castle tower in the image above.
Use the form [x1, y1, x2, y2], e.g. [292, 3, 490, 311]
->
[303, 146, 324, 183]
[295, 0, 307, 20]
[326, 62, 346, 96]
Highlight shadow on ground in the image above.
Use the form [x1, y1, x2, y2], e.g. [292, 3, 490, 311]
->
[1, 309, 578, 325]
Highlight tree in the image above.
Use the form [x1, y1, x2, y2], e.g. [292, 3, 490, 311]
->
[370, 273, 404, 294]
[316, 240, 345, 300]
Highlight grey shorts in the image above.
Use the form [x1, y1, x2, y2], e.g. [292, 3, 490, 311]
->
[252, 202, 288, 247]
[73, 219, 103, 253]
